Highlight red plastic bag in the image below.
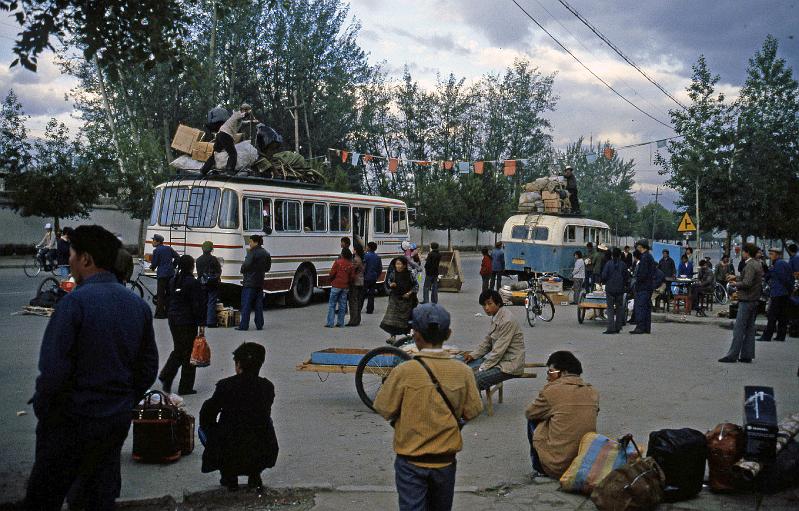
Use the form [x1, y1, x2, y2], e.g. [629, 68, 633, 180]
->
[190, 330, 211, 367]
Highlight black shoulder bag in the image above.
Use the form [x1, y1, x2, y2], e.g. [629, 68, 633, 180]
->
[415, 358, 465, 430]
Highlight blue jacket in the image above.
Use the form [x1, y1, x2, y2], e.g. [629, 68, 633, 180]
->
[677, 261, 693, 277]
[151, 244, 178, 278]
[167, 273, 206, 326]
[32, 272, 158, 419]
[636, 252, 656, 290]
[765, 259, 793, 297]
[363, 250, 383, 283]
[491, 249, 505, 272]
[601, 259, 629, 294]
[790, 254, 799, 273]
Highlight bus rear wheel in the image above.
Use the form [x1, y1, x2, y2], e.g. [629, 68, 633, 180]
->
[289, 267, 315, 306]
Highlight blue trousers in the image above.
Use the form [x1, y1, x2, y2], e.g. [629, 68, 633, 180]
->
[395, 456, 456, 511]
[633, 289, 652, 332]
[239, 286, 264, 330]
[205, 287, 219, 327]
[327, 287, 349, 327]
[467, 357, 517, 390]
[527, 420, 545, 473]
[724, 300, 758, 360]
[423, 275, 439, 304]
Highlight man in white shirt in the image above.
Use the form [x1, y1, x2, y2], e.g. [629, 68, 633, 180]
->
[201, 103, 257, 175]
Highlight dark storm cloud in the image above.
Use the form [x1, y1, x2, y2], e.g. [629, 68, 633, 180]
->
[380, 26, 474, 56]
[445, 0, 799, 83]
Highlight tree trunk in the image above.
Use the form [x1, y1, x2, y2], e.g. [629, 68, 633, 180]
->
[725, 231, 733, 256]
[475, 229, 479, 251]
[208, 2, 219, 105]
[94, 56, 125, 176]
[138, 218, 146, 257]
[447, 228, 452, 251]
[162, 117, 173, 166]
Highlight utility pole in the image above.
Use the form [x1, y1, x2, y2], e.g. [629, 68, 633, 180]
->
[286, 90, 305, 154]
[695, 174, 701, 258]
[651, 186, 660, 241]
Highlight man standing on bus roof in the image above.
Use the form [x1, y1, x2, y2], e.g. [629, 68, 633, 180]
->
[237, 235, 271, 331]
[564, 166, 580, 213]
[150, 234, 179, 319]
[200, 103, 258, 176]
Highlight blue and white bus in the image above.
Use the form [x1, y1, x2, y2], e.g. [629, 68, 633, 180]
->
[501, 213, 611, 278]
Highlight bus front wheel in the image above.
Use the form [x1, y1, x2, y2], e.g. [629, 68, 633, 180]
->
[289, 267, 315, 306]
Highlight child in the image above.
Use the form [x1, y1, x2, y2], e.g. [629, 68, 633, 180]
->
[480, 248, 492, 292]
[200, 342, 278, 491]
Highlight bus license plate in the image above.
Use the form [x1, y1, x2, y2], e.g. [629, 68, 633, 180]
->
[512, 258, 525, 265]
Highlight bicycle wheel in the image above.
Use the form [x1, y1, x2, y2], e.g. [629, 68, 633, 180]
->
[126, 280, 145, 298]
[355, 346, 412, 411]
[24, 255, 41, 278]
[525, 292, 536, 327]
[37, 277, 60, 296]
[714, 282, 729, 305]
[536, 292, 555, 322]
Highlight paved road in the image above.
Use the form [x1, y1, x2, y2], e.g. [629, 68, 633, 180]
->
[0, 259, 797, 506]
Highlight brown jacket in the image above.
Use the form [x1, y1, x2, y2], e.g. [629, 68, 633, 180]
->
[470, 306, 526, 374]
[525, 375, 599, 478]
[736, 257, 764, 302]
[373, 351, 483, 468]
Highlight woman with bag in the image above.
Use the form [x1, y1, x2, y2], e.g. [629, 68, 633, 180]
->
[159, 255, 206, 396]
[346, 245, 365, 327]
[380, 256, 418, 343]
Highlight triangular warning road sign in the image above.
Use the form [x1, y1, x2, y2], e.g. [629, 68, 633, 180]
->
[677, 212, 696, 232]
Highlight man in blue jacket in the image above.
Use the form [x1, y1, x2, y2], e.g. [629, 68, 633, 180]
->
[630, 239, 655, 334]
[363, 241, 383, 314]
[490, 242, 505, 292]
[601, 247, 630, 334]
[759, 247, 793, 342]
[26, 225, 158, 509]
[150, 234, 179, 318]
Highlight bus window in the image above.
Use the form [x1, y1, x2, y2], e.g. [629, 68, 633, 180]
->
[149, 188, 162, 226]
[159, 187, 189, 226]
[276, 200, 300, 232]
[374, 207, 390, 234]
[330, 204, 350, 232]
[583, 227, 593, 244]
[187, 187, 220, 228]
[511, 225, 529, 239]
[244, 198, 264, 231]
[533, 227, 549, 241]
[303, 202, 327, 232]
[392, 209, 408, 233]
[564, 225, 576, 242]
[219, 189, 239, 229]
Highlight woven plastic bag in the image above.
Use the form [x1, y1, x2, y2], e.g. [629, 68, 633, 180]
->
[190, 330, 211, 367]
[560, 433, 641, 495]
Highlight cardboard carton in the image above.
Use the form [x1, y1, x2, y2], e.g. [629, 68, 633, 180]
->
[191, 141, 215, 162]
[171, 125, 203, 154]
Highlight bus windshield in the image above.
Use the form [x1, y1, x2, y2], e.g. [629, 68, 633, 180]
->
[158, 186, 221, 227]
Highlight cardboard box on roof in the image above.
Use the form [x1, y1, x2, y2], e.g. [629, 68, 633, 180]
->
[191, 142, 214, 162]
[171, 125, 203, 154]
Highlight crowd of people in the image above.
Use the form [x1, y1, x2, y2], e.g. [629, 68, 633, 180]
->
[23, 221, 799, 509]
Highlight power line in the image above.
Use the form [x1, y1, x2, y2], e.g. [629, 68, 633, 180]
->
[554, 0, 688, 110]
[528, 0, 669, 119]
[510, 0, 673, 130]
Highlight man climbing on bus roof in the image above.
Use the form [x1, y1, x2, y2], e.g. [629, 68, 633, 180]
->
[563, 166, 580, 214]
[201, 103, 259, 176]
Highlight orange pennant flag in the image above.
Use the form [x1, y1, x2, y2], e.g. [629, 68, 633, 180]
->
[416, 161, 431, 167]
[363, 154, 373, 162]
[474, 161, 484, 174]
[504, 159, 517, 176]
[388, 158, 399, 173]
[341, 150, 349, 163]
[443, 160, 454, 170]
[603, 147, 614, 160]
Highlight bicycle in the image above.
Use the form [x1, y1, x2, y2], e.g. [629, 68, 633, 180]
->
[713, 281, 730, 305]
[524, 274, 556, 327]
[127, 259, 158, 304]
[24, 249, 57, 278]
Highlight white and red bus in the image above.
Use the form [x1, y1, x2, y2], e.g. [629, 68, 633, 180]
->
[144, 175, 409, 305]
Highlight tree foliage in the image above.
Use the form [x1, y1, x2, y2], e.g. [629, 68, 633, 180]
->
[0, 90, 32, 175]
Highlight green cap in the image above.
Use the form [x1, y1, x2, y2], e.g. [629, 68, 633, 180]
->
[202, 241, 214, 252]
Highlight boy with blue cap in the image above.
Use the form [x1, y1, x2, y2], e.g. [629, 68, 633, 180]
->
[374, 303, 483, 511]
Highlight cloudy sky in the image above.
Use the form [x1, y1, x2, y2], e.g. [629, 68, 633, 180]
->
[2, 0, 798, 208]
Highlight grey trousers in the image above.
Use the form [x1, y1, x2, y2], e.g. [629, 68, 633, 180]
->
[571, 278, 583, 304]
[725, 301, 758, 360]
[606, 292, 625, 332]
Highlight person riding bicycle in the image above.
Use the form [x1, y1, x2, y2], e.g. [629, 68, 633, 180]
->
[35, 223, 57, 270]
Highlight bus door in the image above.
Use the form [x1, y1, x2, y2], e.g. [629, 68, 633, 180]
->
[353, 207, 370, 249]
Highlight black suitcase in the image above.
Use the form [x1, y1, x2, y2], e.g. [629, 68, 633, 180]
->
[646, 428, 707, 502]
[743, 386, 778, 461]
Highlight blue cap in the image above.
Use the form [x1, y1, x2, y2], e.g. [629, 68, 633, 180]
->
[152, 234, 164, 242]
[409, 303, 451, 334]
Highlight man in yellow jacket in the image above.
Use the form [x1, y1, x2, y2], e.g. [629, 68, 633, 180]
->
[526, 351, 599, 478]
[374, 303, 483, 511]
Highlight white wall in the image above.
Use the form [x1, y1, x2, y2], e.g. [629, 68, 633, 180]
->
[410, 227, 499, 250]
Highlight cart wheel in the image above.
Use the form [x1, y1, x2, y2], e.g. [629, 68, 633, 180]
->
[355, 346, 412, 411]
[525, 293, 536, 327]
[537, 292, 555, 322]
[577, 305, 585, 324]
[37, 277, 60, 297]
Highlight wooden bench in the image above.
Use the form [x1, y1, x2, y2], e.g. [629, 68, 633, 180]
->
[483, 363, 546, 416]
